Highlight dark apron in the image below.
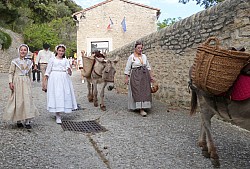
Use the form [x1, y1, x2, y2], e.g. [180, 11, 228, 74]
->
[130, 66, 152, 102]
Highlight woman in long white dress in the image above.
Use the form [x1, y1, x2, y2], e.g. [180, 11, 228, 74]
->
[3, 44, 39, 129]
[44, 44, 77, 124]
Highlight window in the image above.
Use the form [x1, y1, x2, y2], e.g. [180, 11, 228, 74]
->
[91, 41, 109, 54]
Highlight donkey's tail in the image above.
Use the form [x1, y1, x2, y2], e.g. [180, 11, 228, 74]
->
[188, 80, 198, 116]
[190, 88, 198, 116]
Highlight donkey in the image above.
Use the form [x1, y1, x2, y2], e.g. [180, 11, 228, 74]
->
[188, 48, 250, 167]
[83, 51, 119, 111]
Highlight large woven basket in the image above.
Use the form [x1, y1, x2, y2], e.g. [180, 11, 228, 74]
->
[192, 37, 250, 95]
[82, 56, 95, 77]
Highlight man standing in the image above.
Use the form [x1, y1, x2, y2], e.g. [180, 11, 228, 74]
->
[32, 51, 40, 82]
[34, 43, 54, 86]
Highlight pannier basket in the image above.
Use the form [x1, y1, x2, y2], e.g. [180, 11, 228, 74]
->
[82, 56, 95, 77]
[191, 37, 250, 95]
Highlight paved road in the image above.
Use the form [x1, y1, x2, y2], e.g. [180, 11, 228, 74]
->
[0, 70, 249, 169]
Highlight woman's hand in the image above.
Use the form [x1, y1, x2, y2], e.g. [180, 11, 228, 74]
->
[33, 65, 37, 71]
[67, 68, 72, 76]
[124, 75, 129, 85]
[150, 76, 155, 83]
[42, 76, 48, 92]
[9, 82, 14, 91]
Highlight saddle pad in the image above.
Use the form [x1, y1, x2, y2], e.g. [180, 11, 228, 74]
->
[231, 75, 250, 101]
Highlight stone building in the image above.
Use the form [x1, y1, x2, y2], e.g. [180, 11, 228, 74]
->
[72, 0, 160, 57]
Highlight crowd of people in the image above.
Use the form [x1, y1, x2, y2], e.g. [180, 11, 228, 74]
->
[2, 41, 155, 129]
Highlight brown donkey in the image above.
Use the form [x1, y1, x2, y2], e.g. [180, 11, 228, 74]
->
[83, 51, 119, 111]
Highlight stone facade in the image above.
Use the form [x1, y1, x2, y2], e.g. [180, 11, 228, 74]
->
[73, 0, 160, 57]
[0, 28, 23, 73]
[108, 0, 250, 108]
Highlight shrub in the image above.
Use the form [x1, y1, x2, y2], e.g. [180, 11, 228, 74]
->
[0, 30, 12, 50]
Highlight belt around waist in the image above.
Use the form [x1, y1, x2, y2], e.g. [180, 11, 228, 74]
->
[52, 70, 66, 72]
[40, 63, 48, 64]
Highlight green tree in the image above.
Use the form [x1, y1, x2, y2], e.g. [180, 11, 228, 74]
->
[179, 0, 225, 9]
[0, 30, 12, 50]
[49, 17, 77, 57]
[157, 17, 182, 30]
[23, 23, 60, 51]
[24, 16, 77, 57]
[0, 1, 19, 28]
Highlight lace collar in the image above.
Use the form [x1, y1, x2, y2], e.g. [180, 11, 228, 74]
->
[12, 57, 33, 75]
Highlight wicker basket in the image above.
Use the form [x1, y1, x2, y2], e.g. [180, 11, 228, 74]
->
[82, 56, 95, 77]
[191, 37, 250, 95]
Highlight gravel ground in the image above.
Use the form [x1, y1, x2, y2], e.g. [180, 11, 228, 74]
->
[0, 70, 249, 169]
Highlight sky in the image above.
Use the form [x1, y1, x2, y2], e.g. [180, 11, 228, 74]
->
[73, 0, 205, 22]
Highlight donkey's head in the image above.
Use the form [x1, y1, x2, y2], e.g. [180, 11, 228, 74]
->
[102, 57, 119, 85]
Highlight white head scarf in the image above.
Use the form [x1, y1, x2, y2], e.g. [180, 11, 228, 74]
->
[18, 44, 30, 58]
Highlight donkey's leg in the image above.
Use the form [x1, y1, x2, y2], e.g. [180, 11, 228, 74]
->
[100, 81, 108, 111]
[87, 79, 93, 102]
[92, 81, 98, 107]
[198, 121, 210, 158]
[199, 95, 220, 167]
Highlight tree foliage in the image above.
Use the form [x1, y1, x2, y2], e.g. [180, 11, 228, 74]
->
[157, 18, 182, 30]
[23, 23, 60, 51]
[179, 0, 225, 9]
[0, 0, 81, 54]
[23, 17, 77, 57]
[0, 30, 12, 50]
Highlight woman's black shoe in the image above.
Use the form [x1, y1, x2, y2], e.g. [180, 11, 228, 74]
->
[25, 124, 32, 129]
[17, 122, 24, 128]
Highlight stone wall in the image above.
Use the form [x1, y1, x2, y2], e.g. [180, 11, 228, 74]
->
[0, 28, 23, 73]
[108, 0, 250, 108]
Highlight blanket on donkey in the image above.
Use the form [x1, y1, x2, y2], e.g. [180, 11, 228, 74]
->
[231, 75, 250, 101]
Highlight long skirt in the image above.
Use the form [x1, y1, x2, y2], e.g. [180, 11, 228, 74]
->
[47, 71, 77, 113]
[127, 66, 152, 110]
[3, 76, 39, 122]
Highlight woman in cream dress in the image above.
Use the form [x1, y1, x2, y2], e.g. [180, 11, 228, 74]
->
[3, 44, 39, 129]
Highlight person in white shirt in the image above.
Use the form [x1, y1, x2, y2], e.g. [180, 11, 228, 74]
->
[34, 43, 54, 88]
[69, 57, 73, 68]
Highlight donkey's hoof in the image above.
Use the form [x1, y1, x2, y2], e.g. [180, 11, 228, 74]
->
[202, 150, 210, 158]
[88, 96, 93, 102]
[100, 104, 106, 111]
[94, 102, 98, 107]
[211, 158, 220, 168]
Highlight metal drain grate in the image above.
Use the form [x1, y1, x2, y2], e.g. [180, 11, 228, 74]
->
[61, 120, 107, 133]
